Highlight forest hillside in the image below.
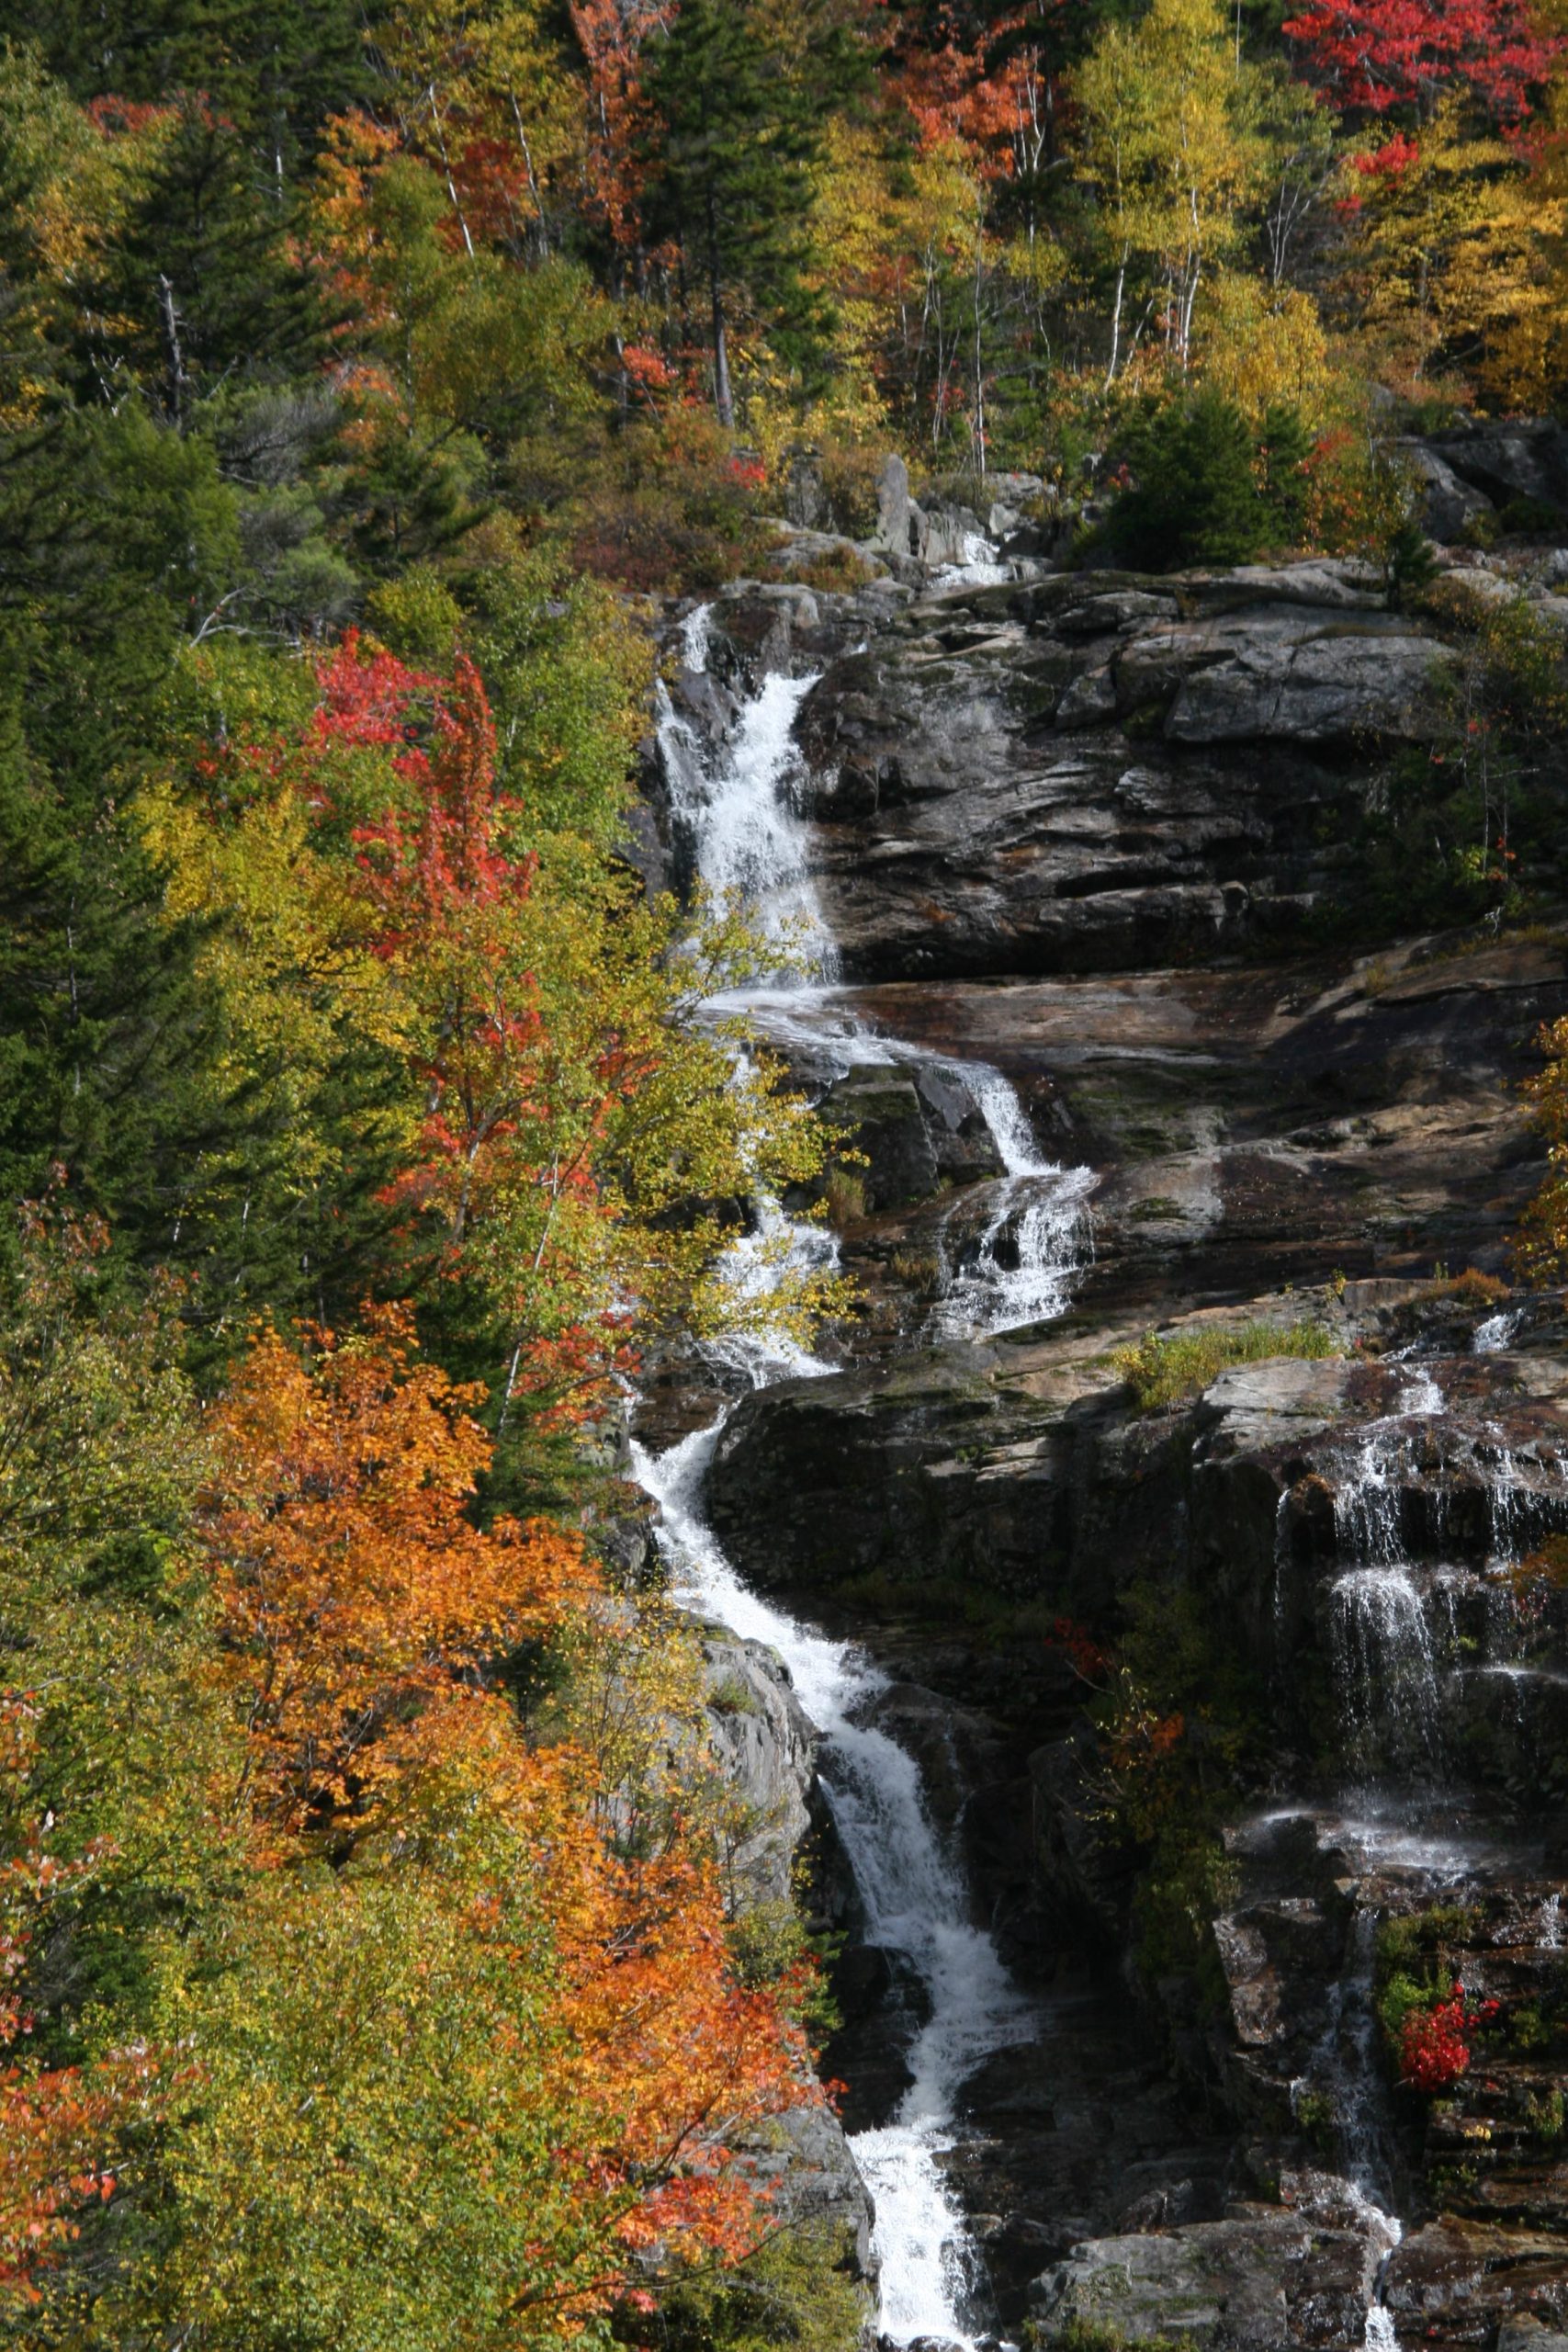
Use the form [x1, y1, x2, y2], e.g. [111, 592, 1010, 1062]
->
[5, 1, 1568, 2346]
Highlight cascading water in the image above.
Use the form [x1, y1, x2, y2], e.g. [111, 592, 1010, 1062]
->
[658, 612, 830, 967]
[634, 1423, 1032, 2343]
[930, 1080, 1096, 1340]
[1328, 1381, 1459, 1775]
[637, 602, 1093, 2339]
[657, 600, 1095, 1345]
[1330, 1567, 1443, 1772]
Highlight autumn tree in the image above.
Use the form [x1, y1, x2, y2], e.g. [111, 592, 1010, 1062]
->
[1282, 0, 1559, 123]
[1075, 0, 1268, 377]
[300, 633, 838, 1422]
[1330, 106, 1562, 395]
[201, 1309, 592, 1832]
[0, 1697, 153, 2324]
[137, 1313, 823, 2348]
[0, 1199, 238, 2332]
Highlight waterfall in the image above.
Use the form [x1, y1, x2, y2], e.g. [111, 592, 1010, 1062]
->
[658, 626, 831, 968]
[655, 602, 1094, 1347]
[1330, 1567, 1443, 1772]
[921, 1061, 1092, 1339]
[639, 603, 1093, 2338]
[633, 1421, 1031, 2346]
[1292, 1907, 1404, 2347]
[1334, 1432, 1406, 1573]
[1330, 1399, 1448, 1774]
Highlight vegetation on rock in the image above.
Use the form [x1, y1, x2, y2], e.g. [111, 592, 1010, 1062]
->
[1113, 1318, 1338, 1409]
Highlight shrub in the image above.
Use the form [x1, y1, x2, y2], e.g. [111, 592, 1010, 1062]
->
[1524, 2087, 1564, 2140]
[1431, 1267, 1509, 1306]
[707, 1672, 759, 1717]
[1400, 1984, 1498, 2092]
[818, 439, 885, 537]
[1114, 1319, 1337, 1411]
[618, 2216, 870, 2352]
[793, 542, 875, 593]
[1514, 2004, 1552, 2052]
[1499, 493, 1562, 537]
[1386, 521, 1440, 611]
[888, 1248, 944, 1296]
[822, 1168, 867, 1225]
[1100, 392, 1313, 571]
[516, 412, 783, 595]
[1377, 1906, 1480, 1974]
[1378, 1967, 1434, 2049]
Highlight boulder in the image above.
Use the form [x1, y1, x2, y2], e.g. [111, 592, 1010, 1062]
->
[739, 2100, 878, 2289]
[700, 1629, 816, 1911]
[784, 444, 830, 532]
[874, 452, 917, 558]
[1425, 421, 1568, 519]
[818, 1067, 942, 1209]
[910, 1063, 1006, 1182]
[1163, 625, 1442, 744]
[1402, 441, 1495, 542]
[1029, 2214, 1376, 2349]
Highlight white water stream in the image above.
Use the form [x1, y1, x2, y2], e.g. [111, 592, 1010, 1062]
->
[633, 1422, 1032, 2342]
[637, 601, 1091, 2341]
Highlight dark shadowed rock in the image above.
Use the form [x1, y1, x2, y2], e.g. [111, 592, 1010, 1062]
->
[1424, 421, 1568, 517]
[818, 1068, 942, 1209]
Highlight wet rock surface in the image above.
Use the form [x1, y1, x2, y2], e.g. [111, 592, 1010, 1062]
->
[642, 559, 1568, 2349]
[791, 564, 1448, 980]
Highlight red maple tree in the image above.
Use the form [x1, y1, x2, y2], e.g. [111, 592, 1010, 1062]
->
[1283, 0, 1560, 122]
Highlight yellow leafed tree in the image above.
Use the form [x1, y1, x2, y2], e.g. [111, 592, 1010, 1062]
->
[1075, 0, 1269, 379]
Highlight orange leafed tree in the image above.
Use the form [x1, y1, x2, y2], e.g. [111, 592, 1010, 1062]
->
[570, 0, 678, 251]
[896, 4, 1068, 181]
[564, 1844, 820, 2267]
[202, 1307, 594, 1832]
[399, 1705, 823, 2280]
[199, 1323, 820, 2301]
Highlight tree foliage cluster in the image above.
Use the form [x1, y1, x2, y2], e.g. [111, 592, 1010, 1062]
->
[0, 16, 878, 2339]
[5, 0, 1568, 614]
[1, 1211, 838, 2347]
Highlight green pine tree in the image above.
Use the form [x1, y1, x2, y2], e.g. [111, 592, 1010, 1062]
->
[641, 0, 842, 424]
[1105, 391, 1313, 571]
[12, 0, 367, 173]
[74, 94, 332, 425]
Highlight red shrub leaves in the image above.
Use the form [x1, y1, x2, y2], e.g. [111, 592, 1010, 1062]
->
[1399, 1983, 1500, 2091]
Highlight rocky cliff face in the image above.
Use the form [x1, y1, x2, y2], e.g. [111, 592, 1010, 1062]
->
[641, 548, 1568, 2350]
[798, 564, 1441, 979]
